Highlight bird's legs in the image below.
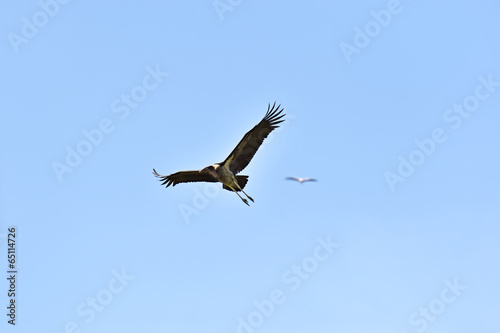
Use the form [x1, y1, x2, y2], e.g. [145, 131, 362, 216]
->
[234, 182, 254, 202]
[240, 189, 254, 202]
[228, 186, 250, 206]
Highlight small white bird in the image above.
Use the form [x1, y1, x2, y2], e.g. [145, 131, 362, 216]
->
[286, 177, 317, 184]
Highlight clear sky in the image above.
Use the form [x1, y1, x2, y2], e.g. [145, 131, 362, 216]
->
[1, 0, 499, 332]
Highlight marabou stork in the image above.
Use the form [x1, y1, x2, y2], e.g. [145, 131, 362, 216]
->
[153, 102, 285, 205]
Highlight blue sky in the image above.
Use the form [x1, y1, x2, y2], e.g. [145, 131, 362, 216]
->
[1, 0, 499, 332]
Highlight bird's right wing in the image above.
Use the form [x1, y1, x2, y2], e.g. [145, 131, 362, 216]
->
[152, 169, 218, 187]
[222, 102, 285, 174]
[286, 177, 299, 182]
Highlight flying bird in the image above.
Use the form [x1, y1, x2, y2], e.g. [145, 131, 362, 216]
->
[153, 102, 285, 205]
[286, 177, 317, 184]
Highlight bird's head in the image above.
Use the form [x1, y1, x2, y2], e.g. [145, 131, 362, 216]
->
[200, 165, 218, 178]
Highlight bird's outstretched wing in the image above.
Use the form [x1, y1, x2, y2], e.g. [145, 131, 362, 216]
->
[286, 177, 300, 182]
[152, 169, 217, 187]
[223, 102, 285, 174]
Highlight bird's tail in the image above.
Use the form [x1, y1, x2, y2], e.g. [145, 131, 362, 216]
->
[236, 175, 249, 190]
[222, 175, 248, 192]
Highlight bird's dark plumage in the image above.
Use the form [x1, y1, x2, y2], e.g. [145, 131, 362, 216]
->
[152, 169, 217, 187]
[222, 102, 285, 174]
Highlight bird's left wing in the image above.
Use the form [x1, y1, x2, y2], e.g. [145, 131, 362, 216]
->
[152, 169, 218, 187]
[222, 102, 285, 174]
[286, 177, 300, 182]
